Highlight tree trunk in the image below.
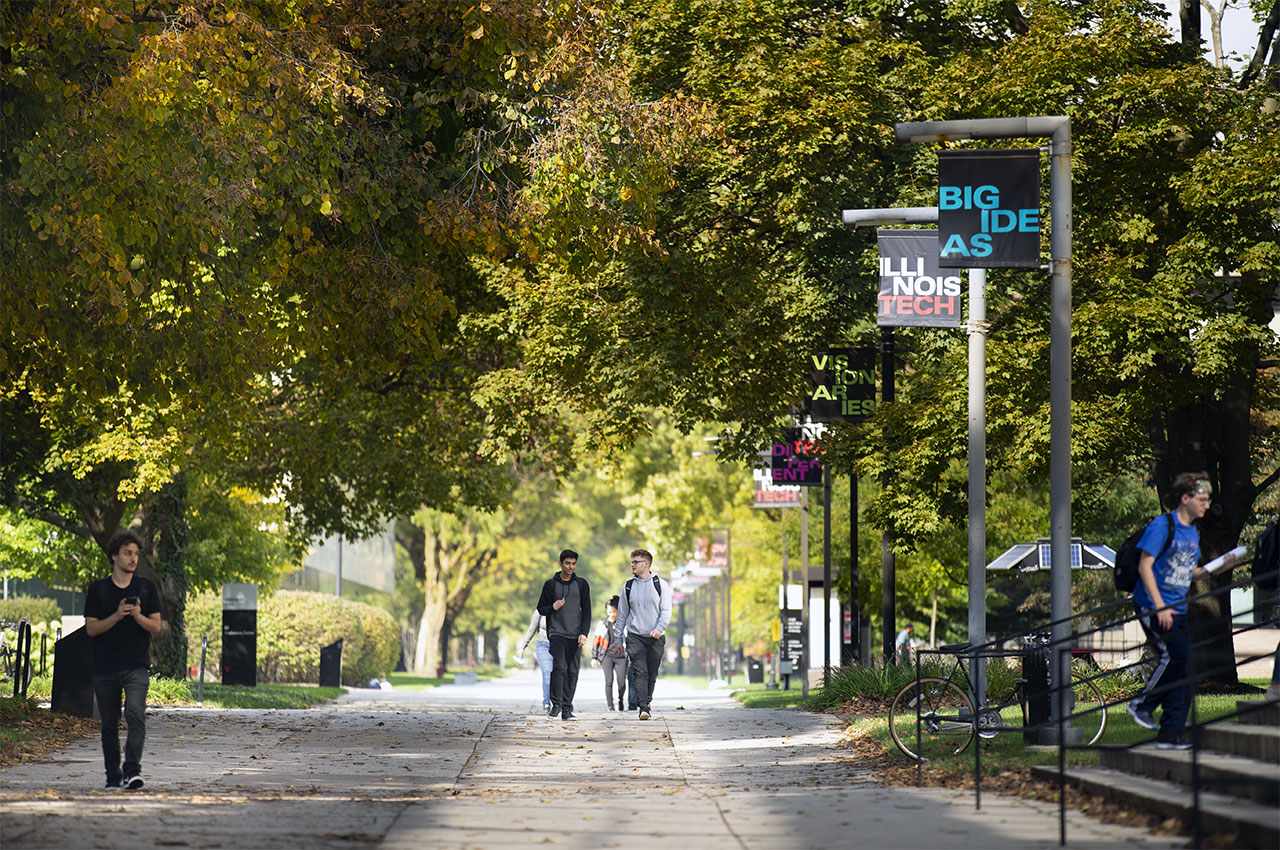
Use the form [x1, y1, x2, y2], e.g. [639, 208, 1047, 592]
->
[1153, 358, 1259, 688]
[1180, 0, 1202, 55]
[144, 475, 189, 679]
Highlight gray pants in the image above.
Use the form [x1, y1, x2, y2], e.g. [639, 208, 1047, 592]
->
[601, 654, 627, 707]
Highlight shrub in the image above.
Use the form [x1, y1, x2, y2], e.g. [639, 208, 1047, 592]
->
[185, 590, 397, 686]
[0, 597, 61, 629]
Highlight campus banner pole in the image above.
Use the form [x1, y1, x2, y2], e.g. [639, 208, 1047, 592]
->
[801, 488, 810, 698]
[968, 266, 988, 701]
[881, 327, 896, 663]
[823, 464, 832, 678]
[894, 116, 1072, 725]
[848, 471, 860, 666]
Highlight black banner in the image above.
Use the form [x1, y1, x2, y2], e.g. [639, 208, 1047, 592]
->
[808, 347, 877, 421]
[770, 427, 823, 487]
[938, 149, 1040, 269]
[876, 231, 963, 327]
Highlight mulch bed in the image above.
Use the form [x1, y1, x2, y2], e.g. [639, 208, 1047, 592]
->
[0, 699, 97, 769]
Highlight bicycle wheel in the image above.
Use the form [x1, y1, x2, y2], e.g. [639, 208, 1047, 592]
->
[1070, 671, 1107, 746]
[888, 677, 976, 762]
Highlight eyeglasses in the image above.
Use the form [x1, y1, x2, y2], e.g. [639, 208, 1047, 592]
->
[630, 560, 648, 565]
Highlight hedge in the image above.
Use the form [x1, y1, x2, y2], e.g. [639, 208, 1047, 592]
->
[186, 590, 398, 686]
[0, 596, 62, 629]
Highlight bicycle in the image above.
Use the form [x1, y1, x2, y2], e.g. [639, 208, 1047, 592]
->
[887, 635, 1107, 762]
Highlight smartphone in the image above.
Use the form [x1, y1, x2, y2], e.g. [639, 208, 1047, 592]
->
[124, 596, 140, 606]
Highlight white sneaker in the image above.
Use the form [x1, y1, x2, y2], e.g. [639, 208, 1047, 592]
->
[124, 774, 144, 791]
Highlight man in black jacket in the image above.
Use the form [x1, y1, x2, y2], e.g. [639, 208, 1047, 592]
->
[536, 549, 591, 720]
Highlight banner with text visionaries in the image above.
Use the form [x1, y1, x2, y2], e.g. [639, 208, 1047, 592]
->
[937, 149, 1040, 269]
[877, 230, 963, 328]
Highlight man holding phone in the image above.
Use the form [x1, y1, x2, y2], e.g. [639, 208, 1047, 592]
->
[85, 529, 162, 790]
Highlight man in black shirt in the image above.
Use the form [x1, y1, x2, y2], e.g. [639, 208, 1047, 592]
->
[84, 529, 162, 791]
[536, 549, 590, 721]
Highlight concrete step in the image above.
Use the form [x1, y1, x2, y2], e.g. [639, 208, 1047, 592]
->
[1031, 764, 1280, 849]
[1235, 699, 1279, 727]
[1199, 722, 1280, 763]
[1099, 744, 1279, 805]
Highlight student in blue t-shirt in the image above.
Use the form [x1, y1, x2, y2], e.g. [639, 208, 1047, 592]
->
[1128, 473, 1237, 748]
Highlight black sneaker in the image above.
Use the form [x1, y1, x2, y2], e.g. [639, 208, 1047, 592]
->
[104, 779, 122, 791]
[1155, 738, 1193, 751]
[561, 710, 576, 721]
[124, 774, 144, 790]
[547, 703, 560, 717]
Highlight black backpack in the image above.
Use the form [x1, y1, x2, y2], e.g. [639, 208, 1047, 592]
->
[625, 575, 662, 608]
[1255, 519, 1279, 591]
[1114, 513, 1175, 593]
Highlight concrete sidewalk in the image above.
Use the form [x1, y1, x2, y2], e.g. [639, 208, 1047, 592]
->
[0, 668, 1180, 849]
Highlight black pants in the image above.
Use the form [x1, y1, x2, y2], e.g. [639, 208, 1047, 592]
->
[93, 667, 149, 783]
[626, 634, 665, 712]
[548, 634, 581, 712]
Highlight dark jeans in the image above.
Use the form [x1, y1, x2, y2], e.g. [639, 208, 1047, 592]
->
[1133, 608, 1190, 742]
[626, 662, 638, 710]
[548, 634, 581, 713]
[626, 634, 665, 712]
[93, 667, 149, 782]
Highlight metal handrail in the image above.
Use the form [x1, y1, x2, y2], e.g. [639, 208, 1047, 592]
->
[905, 560, 1278, 849]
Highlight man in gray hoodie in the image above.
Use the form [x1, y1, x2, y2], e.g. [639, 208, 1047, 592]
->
[614, 549, 671, 720]
[536, 549, 591, 721]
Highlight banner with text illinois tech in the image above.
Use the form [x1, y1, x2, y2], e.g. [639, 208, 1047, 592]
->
[877, 229, 963, 328]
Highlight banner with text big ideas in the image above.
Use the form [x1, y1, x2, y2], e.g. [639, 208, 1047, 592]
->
[937, 148, 1040, 269]
[877, 230, 962, 328]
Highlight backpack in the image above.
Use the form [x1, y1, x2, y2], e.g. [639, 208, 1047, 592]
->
[1114, 513, 1175, 593]
[1255, 519, 1279, 591]
[625, 575, 662, 608]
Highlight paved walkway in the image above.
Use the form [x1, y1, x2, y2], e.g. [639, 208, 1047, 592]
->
[0, 669, 1179, 849]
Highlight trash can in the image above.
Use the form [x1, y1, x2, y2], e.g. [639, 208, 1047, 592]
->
[747, 658, 764, 684]
[319, 639, 343, 687]
[51, 627, 96, 718]
[1022, 645, 1051, 744]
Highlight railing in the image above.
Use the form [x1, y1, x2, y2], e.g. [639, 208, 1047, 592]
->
[905, 560, 1278, 848]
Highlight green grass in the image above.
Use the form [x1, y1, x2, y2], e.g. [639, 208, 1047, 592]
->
[386, 665, 508, 691]
[18, 671, 342, 709]
[732, 682, 813, 708]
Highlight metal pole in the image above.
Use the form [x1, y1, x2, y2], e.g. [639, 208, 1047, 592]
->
[677, 601, 686, 675]
[968, 266, 988, 702]
[848, 471, 859, 666]
[336, 537, 343, 597]
[199, 635, 208, 708]
[782, 528, 790, 690]
[881, 327, 896, 663]
[1048, 121, 1074, 725]
[725, 527, 732, 680]
[823, 465, 832, 678]
[801, 488, 810, 698]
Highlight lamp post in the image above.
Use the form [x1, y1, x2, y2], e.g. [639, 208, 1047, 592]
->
[894, 116, 1073, 729]
[842, 204, 987, 698]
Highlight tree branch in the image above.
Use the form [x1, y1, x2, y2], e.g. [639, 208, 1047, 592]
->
[1240, 0, 1280, 88]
